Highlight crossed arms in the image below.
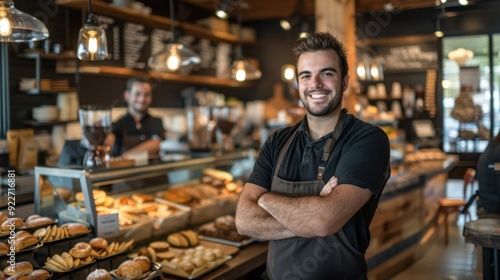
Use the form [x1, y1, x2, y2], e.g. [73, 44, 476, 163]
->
[235, 176, 373, 240]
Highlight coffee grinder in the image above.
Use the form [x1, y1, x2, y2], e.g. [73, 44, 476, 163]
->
[79, 106, 112, 169]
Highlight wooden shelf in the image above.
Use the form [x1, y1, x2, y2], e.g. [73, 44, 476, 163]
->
[59, 66, 253, 87]
[56, 0, 255, 45]
[19, 51, 77, 60]
[22, 88, 78, 94]
[23, 119, 78, 126]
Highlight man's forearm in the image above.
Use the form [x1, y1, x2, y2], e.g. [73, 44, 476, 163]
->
[236, 198, 296, 240]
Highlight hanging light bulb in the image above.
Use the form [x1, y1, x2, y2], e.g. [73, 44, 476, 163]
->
[227, 0, 261, 81]
[148, 0, 200, 73]
[0, 0, 49, 42]
[370, 63, 380, 81]
[166, 44, 181, 71]
[77, 0, 108, 60]
[281, 64, 295, 82]
[215, 0, 231, 19]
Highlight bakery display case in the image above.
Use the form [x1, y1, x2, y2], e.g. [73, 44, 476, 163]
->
[33, 150, 254, 242]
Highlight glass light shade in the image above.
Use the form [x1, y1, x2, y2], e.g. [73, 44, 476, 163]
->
[281, 64, 295, 82]
[230, 59, 261, 81]
[77, 24, 108, 61]
[148, 43, 201, 73]
[434, 30, 443, 38]
[370, 63, 384, 81]
[356, 61, 369, 81]
[0, 0, 49, 42]
[215, 9, 228, 19]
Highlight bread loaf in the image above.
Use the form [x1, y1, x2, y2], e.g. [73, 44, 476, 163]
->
[62, 223, 89, 236]
[133, 256, 151, 272]
[3, 261, 33, 276]
[116, 261, 143, 279]
[27, 269, 51, 280]
[1, 218, 24, 231]
[14, 236, 38, 252]
[89, 237, 108, 250]
[24, 217, 54, 228]
[0, 212, 8, 224]
[132, 193, 154, 204]
[0, 242, 8, 255]
[86, 269, 111, 280]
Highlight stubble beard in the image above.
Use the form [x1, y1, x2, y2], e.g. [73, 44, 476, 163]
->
[301, 86, 343, 117]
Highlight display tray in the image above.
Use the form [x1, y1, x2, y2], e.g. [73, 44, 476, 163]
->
[44, 259, 96, 274]
[36, 225, 91, 244]
[110, 262, 161, 280]
[198, 235, 256, 248]
[161, 255, 232, 279]
[0, 241, 44, 257]
[0, 218, 58, 237]
[197, 221, 254, 247]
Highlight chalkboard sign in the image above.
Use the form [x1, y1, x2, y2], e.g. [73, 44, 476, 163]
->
[95, 14, 231, 76]
[372, 42, 438, 71]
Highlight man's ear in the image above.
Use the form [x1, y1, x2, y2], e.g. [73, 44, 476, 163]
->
[124, 90, 130, 101]
[342, 75, 350, 92]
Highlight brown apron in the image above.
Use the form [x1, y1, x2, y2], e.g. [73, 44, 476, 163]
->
[264, 109, 367, 280]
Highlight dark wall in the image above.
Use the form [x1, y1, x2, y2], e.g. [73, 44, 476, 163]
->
[7, 2, 297, 131]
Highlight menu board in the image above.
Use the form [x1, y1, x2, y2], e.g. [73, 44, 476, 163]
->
[372, 43, 438, 71]
[95, 14, 227, 75]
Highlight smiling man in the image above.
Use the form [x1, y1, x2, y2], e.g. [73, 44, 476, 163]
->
[235, 32, 391, 280]
[106, 77, 165, 158]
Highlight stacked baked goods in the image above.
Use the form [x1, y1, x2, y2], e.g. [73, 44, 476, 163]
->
[2, 261, 51, 280]
[88, 237, 134, 258]
[161, 244, 227, 277]
[76, 190, 114, 208]
[0, 231, 40, 254]
[33, 223, 89, 242]
[198, 215, 249, 242]
[44, 242, 94, 273]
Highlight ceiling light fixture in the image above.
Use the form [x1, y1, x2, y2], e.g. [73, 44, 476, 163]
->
[148, 0, 201, 72]
[77, 0, 108, 60]
[434, 19, 443, 38]
[0, 0, 49, 42]
[215, 0, 231, 19]
[227, 0, 261, 82]
[280, 12, 302, 31]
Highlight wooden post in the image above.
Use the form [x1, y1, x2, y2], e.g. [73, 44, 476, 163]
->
[315, 0, 357, 115]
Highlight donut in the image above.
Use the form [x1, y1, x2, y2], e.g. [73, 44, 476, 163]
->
[89, 238, 108, 250]
[69, 242, 92, 259]
[86, 269, 111, 280]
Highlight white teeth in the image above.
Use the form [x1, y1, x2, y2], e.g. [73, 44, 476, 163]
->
[310, 94, 326, 98]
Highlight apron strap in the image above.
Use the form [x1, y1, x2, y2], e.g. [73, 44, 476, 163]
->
[317, 108, 347, 180]
[273, 124, 300, 178]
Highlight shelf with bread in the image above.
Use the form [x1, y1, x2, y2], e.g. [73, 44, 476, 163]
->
[33, 150, 251, 243]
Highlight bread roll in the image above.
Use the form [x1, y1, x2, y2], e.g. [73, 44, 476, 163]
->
[0, 212, 8, 224]
[0, 242, 8, 255]
[24, 217, 54, 229]
[89, 237, 108, 250]
[214, 215, 237, 231]
[180, 230, 199, 247]
[85, 269, 111, 280]
[25, 215, 41, 223]
[5, 274, 29, 280]
[116, 261, 143, 279]
[14, 236, 38, 252]
[202, 168, 234, 183]
[14, 231, 30, 239]
[167, 233, 189, 248]
[132, 193, 154, 204]
[162, 189, 192, 204]
[27, 269, 51, 280]
[62, 223, 89, 236]
[148, 241, 169, 252]
[1, 218, 24, 231]
[3, 261, 33, 276]
[133, 256, 151, 272]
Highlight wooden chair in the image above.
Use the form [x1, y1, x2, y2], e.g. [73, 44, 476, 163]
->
[437, 168, 476, 245]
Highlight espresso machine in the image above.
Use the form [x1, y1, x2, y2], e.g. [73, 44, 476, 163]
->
[79, 106, 112, 169]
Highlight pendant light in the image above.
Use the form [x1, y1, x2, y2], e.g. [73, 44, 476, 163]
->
[0, 0, 49, 42]
[148, 0, 201, 73]
[77, 0, 107, 60]
[228, 0, 261, 82]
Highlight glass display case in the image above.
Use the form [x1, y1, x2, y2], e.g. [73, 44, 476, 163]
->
[33, 150, 254, 239]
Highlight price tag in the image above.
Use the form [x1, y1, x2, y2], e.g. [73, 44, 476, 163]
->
[97, 213, 119, 239]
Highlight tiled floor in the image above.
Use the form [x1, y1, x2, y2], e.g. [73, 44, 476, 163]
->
[390, 179, 483, 280]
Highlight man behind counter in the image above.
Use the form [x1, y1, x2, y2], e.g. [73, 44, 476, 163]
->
[106, 77, 165, 158]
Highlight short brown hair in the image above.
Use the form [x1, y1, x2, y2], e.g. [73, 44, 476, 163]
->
[126, 76, 151, 92]
[292, 31, 349, 78]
